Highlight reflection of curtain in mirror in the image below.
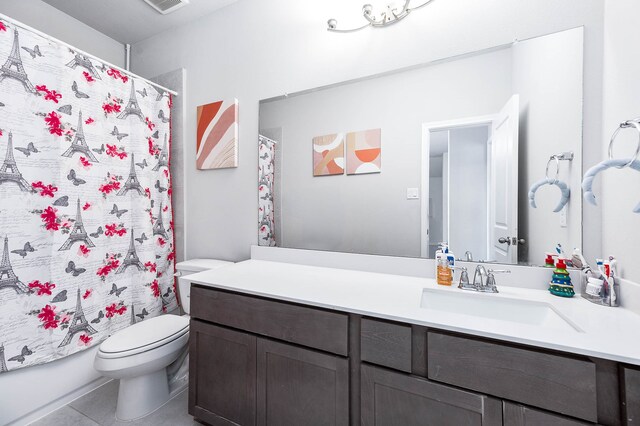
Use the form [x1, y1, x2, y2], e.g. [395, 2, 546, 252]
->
[258, 135, 276, 246]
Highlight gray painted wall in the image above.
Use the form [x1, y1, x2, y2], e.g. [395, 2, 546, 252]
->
[130, 0, 603, 264]
[0, 0, 124, 67]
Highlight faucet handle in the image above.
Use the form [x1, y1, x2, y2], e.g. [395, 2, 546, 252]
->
[484, 269, 511, 293]
[454, 266, 474, 290]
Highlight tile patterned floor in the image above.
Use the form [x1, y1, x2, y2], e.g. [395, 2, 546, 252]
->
[30, 381, 198, 426]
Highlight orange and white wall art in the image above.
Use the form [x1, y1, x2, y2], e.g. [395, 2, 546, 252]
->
[346, 128, 381, 175]
[196, 99, 238, 169]
[312, 133, 345, 176]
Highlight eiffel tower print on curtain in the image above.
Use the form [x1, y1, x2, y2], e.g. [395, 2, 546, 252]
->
[117, 154, 144, 196]
[58, 288, 97, 347]
[61, 110, 99, 162]
[0, 29, 36, 94]
[117, 80, 145, 122]
[0, 236, 29, 295]
[152, 203, 169, 240]
[0, 344, 8, 373]
[116, 230, 145, 274]
[59, 199, 96, 251]
[65, 53, 101, 80]
[0, 132, 33, 192]
[152, 133, 169, 171]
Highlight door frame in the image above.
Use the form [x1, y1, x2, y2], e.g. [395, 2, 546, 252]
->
[421, 115, 495, 258]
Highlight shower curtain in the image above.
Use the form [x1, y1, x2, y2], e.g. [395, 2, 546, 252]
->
[258, 135, 276, 246]
[0, 17, 176, 372]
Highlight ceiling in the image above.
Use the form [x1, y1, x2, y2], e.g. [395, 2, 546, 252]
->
[42, 0, 237, 44]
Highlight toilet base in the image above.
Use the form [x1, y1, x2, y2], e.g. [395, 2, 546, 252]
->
[116, 369, 170, 421]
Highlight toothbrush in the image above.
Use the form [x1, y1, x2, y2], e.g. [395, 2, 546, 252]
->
[608, 256, 617, 305]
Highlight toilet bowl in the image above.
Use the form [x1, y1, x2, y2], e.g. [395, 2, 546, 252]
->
[93, 259, 232, 421]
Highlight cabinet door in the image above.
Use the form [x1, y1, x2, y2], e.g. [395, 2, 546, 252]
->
[189, 320, 257, 425]
[503, 402, 591, 426]
[256, 338, 349, 426]
[361, 364, 502, 426]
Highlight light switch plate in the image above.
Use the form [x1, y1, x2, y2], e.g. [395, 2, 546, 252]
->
[407, 188, 419, 199]
[560, 205, 567, 228]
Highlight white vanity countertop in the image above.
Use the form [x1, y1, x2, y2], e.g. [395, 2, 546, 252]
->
[187, 259, 640, 365]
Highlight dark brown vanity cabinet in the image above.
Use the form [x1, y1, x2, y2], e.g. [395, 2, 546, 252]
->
[189, 285, 637, 426]
[361, 364, 502, 425]
[257, 338, 349, 425]
[189, 286, 350, 425]
[189, 320, 257, 425]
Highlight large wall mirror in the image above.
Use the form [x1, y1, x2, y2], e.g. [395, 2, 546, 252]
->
[258, 27, 584, 266]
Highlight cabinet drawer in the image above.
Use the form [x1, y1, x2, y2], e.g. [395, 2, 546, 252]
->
[503, 402, 591, 425]
[427, 332, 597, 422]
[361, 318, 412, 372]
[361, 364, 502, 425]
[191, 286, 349, 356]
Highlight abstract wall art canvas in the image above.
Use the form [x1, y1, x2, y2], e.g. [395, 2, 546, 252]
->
[196, 99, 238, 169]
[346, 128, 381, 175]
[312, 133, 345, 176]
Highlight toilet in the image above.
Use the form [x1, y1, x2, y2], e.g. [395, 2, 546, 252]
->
[94, 259, 232, 421]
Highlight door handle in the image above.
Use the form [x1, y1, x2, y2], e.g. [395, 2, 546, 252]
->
[498, 237, 511, 245]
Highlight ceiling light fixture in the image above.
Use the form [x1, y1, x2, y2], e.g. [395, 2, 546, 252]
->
[327, 0, 435, 33]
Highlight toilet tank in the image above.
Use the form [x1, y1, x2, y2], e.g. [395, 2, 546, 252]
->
[175, 259, 232, 314]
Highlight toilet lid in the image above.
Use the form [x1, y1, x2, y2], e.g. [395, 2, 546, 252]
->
[99, 314, 189, 355]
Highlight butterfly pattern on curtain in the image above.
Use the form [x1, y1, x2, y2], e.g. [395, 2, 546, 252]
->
[0, 17, 176, 372]
[258, 135, 276, 247]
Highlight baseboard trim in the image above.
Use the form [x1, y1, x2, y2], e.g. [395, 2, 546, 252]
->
[10, 377, 111, 426]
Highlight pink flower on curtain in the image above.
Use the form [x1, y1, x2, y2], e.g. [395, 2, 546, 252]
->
[35, 85, 62, 103]
[105, 223, 126, 237]
[40, 206, 60, 231]
[78, 334, 92, 346]
[149, 280, 160, 298]
[82, 71, 95, 83]
[29, 281, 55, 296]
[44, 111, 63, 136]
[105, 303, 127, 318]
[144, 261, 157, 273]
[82, 289, 92, 299]
[38, 305, 59, 329]
[145, 117, 155, 131]
[106, 144, 127, 159]
[107, 68, 128, 83]
[0, 22, 7, 32]
[32, 181, 58, 197]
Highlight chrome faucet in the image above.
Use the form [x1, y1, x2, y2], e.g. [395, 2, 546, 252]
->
[461, 265, 510, 293]
[465, 251, 473, 262]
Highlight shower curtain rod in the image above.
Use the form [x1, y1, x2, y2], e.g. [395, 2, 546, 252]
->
[0, 13, 179, 96]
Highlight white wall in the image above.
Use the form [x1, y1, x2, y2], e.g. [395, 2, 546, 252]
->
[0, 2, 122, 424]
[0, 0, 124, 68]
[602, 0, 640, 283]
[514, 28, 584, 264]
[260, 49, 511, 257]
[130, 0, 604, 263]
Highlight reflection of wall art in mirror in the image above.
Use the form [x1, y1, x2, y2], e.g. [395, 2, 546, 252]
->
[346, 128, 381, 175]
[313, 133, 345, 176]
[196, 98, 238, 170]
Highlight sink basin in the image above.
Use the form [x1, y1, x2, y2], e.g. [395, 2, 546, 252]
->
[420, 289, 582, 332]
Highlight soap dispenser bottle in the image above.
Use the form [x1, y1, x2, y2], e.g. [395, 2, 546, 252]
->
[436, 243, 454, 286]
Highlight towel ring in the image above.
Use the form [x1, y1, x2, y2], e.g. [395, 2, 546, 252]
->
[608, 120, 640, 168]
[545, 155, 560, 184]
